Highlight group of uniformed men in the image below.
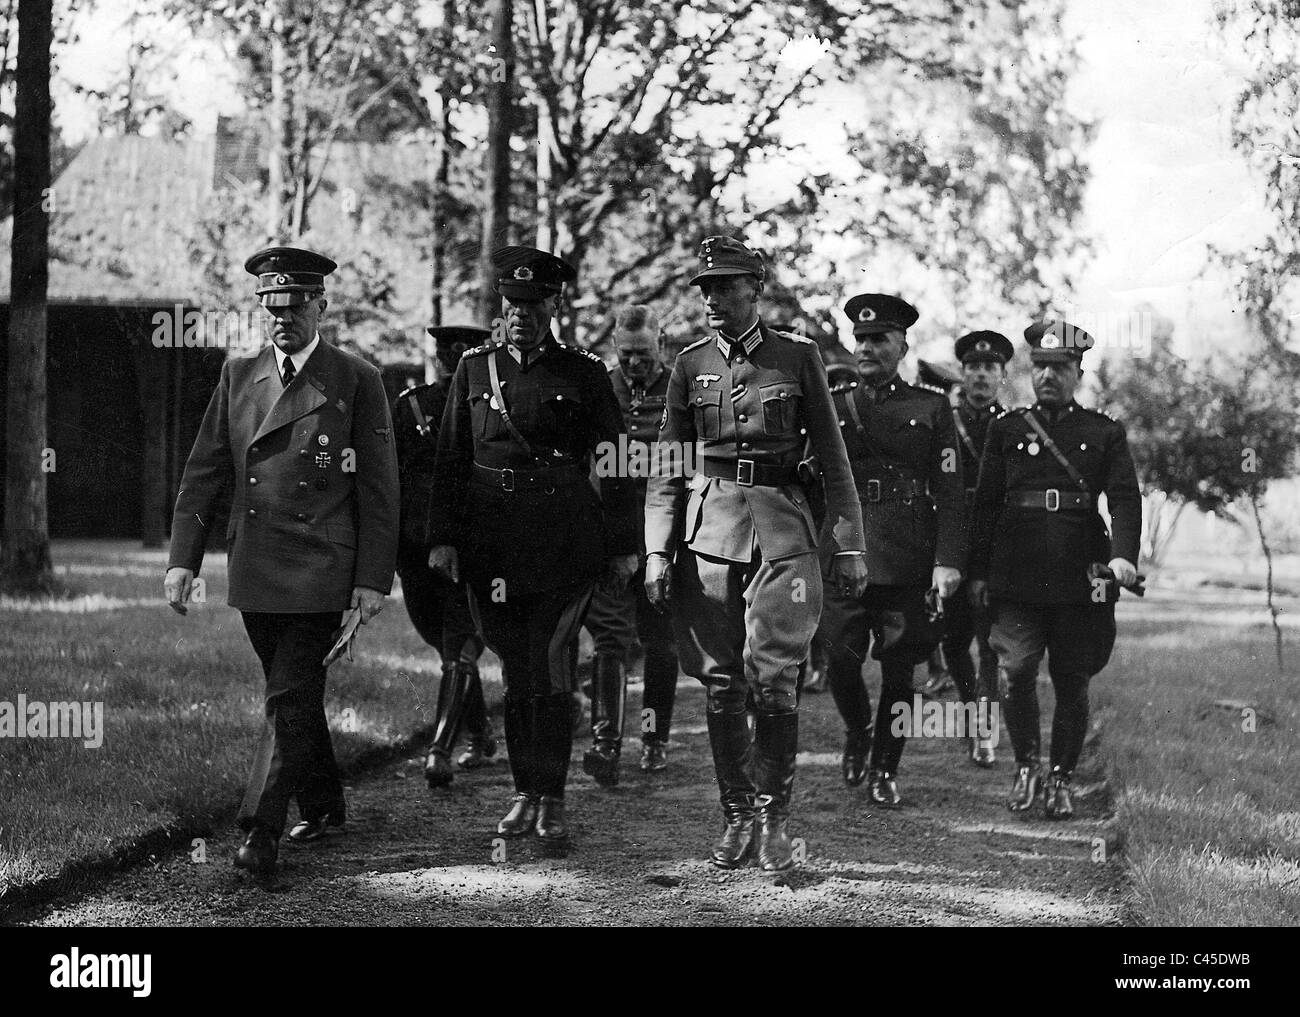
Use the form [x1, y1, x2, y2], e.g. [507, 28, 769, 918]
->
[163, 236, 1141, 879]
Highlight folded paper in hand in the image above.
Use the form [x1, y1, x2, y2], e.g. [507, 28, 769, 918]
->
[323, 607, 364, 666]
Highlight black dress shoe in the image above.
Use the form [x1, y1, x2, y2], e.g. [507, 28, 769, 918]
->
[497, 793, 539, 837]
[1008, 764, 1041, 812]
[287, 813, 344, 844]
[867, 768, 902, 808]
[457, 733, 497, 769]
[424, 749, 454, 788]
[711, 811, 755, 869]
[755, 808, 793, 872]
[234, 828, 278, 875]
[1043, 769, 1074, 820]
[640, 740, 668, 773]
[582, 743, 620, 787]
[535, 795, 568, 842]
[841, 728, 872, 787]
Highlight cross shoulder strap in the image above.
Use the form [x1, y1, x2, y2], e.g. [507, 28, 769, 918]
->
[1021, 408, 1089, 493]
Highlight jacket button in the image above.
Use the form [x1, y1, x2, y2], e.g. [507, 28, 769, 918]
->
[248, 508, 257, 517]
[250, 445, 259, 455]
[248, 477, 258, 485]
[735, 357, 745, 365]
[298, 481, 308, 490]
[296, 513, 307, 522]
[741, 442, 753, 451]
[300, 449, 309, 457]
[737, 414, 748, 423]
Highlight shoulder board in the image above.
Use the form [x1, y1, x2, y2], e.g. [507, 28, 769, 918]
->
[461, 341, 504, 359]
[830, 380, 860, 395]
[397, 383, 435, 400]
[1080, 405, 1118, 422]
[680, 335, 713, 355]
[772, 329, 814, 345]
[996, 406, 1029, 420]
[556, 341, 603, 363]
[913, 381, 948, 397]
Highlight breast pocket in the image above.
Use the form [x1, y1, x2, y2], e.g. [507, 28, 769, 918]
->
[894, 414, 934, 459]
[470, 390, 501, 440]
[759, 381, 802, 436]
[690, 386, 723, 439]
[536, 385, 584, 444]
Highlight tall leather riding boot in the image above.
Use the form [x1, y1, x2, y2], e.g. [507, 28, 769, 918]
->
[582, 653, 626, 787]
[640, 647, 677, 772]
[706, 709, 756, 869]
[753, 710, 798, 872]
[456, 656, 497, 769]
[425, 661, 468, 788]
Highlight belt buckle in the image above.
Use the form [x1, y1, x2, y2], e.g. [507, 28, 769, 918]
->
[866, 478, 881, 502]
[1044, 488, 1060, 512]
[501, 468, 515, 492]
[736, 459, 755, 486]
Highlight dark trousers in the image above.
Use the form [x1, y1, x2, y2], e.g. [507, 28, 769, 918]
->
[822, 584, 934, 773]
[988, 599, 1117, 775]
[472, 582, 593, 797]
[399, 561, 488, 739]
[238, 611, 344, 837]
[584, 563, 679, 742]
[942, 580, 998, 704]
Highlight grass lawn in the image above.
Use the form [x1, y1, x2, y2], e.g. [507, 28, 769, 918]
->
[1095, 575, 1300, 926]
[0, 540, 498, 901]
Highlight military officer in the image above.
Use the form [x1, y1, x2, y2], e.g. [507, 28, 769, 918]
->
[914, 358, 963, 699]
[969, 320, 1141, 819]
[820, 294, 966, 806]
[943, 330, 1013, 767]
[164, 247, 400, 877]
[393, 326, 496, 788]
[644, 236, 868, 873]
[580, 304, 680, 783]
[426, 247, 637, 844]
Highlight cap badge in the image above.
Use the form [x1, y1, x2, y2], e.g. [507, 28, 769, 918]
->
[1040, 330, 1061, 349]
[513, 266, 534, 281]
[975, 339, 990, 352]
[858, 306, 876, 322]
[276, 274, 289, 285]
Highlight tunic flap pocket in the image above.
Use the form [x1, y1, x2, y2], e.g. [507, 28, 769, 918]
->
[542, 386, 583, 405]
[759, 381, 802, 434]
[689, 387, 723, 407]
[325, 523, 358, 548]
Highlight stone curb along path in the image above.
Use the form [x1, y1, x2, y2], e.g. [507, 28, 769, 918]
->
[21, 680, 1128, 927]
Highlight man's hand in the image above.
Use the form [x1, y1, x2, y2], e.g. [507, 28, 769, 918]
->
[968, 579, 989, 609]
[428, 545, 459, 583]
[932, 565, 963, 601]
[829, 553, 869, 600]
[644, 553, 672, 611]
[1107, 557, 1138, 589]
[601, 553, 638, 594]
[164, 567, 194, 612]
[351, 586, 386, 624]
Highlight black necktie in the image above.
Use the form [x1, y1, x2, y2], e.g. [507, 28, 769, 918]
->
[281, 357, 296, 388]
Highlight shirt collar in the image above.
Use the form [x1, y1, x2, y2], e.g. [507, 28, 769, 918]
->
[869, 373, 901, 402]
[715, 318, 762, 360]
[508, 336, 552, 367]
[272, 333, 320, 375]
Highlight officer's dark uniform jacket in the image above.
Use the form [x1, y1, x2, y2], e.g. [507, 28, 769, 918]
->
[969, 400, 1141, 604]
[644, 322, 865, 562]
[827, 376, 967, 584]
[394, 380, 449, 558]
[953, 398, 1003, 498]
[427, 337, 637, 594]
[608, 364, 668, 556]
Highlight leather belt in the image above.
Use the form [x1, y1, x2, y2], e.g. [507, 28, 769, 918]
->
[859, 477, 927, 503]
[702, 458, 799, 488]
[472, 461, 587, 493]
[1006, 489, 1091, 512]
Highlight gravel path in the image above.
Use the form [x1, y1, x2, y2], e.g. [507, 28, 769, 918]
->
[20, 677, 1128, 927]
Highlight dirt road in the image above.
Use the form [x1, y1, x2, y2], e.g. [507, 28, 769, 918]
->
[20, 677, 1127, 927]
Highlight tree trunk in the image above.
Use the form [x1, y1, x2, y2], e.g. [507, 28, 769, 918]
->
[266, 0, 293, 239]
[1248, 490, 1285, 675]
[478, 0, 514, 327]
[3, 0, 54, 591]
[427, 0, 456, 382]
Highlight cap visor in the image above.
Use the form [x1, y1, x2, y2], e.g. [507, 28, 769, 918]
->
[260, 291, 313, 308]
[852, 322, 898, 336]
[1029, 350, 1078, 363]
[496, 281, 558, 300]
[688, 267, 757, 287]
